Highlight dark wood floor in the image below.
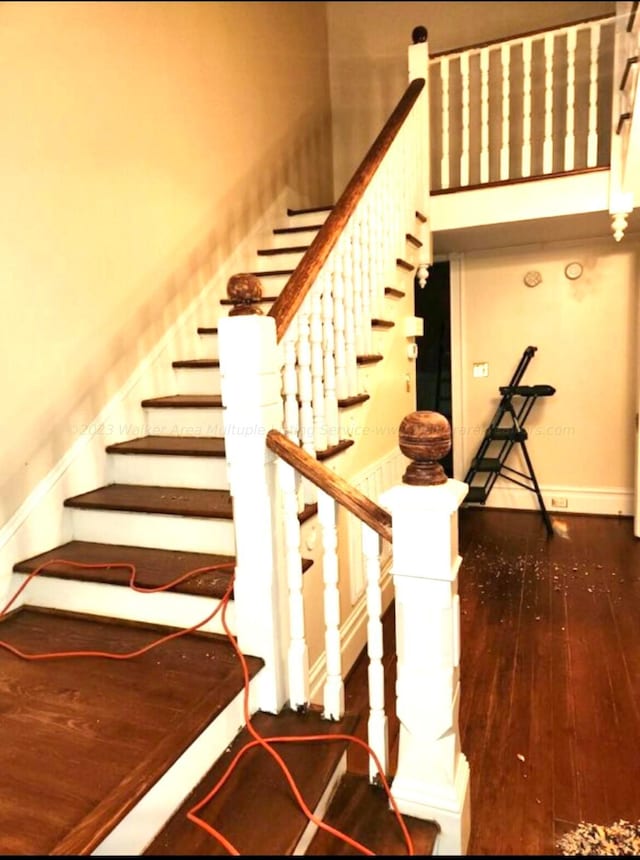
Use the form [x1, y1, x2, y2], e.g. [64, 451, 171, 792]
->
[343, 506, 640, 856]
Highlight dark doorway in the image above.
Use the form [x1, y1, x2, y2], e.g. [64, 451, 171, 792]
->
[414, 260, 453, 477]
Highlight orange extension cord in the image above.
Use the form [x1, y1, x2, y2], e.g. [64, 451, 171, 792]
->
[0, 559, 415, 856]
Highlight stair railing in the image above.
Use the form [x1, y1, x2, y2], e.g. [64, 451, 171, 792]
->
[429, 13, 616, 192]
[266, 415, 471, 856]
[609, 0, 640, 240]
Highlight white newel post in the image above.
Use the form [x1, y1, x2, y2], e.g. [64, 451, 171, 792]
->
[380, 411, 470, 856]
[217, 277, 287, 714]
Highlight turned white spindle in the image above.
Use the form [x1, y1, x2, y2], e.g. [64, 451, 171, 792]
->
[564, 27, 577, 171]
[296, 295, 314, 457]
[282, 317, 300, 445]
[317, 488, 345, 720]
[440, 57, 451, 189]
[479, 48, 490, 183]
[332, 247, 348, 402]
[278, 457, 309, 710]
[460, 51, 470, 186]
[321, 270, 340, 448]
[543, 32, 555, 173]
[362, 523, 389, 782]
[500, 43, 511, 180]
[587, 23, 601, 166]
[360, 205, 373, 356]
[341, 234, 359, 398]
[352, 216, 365, 358]
[310, 282, 327, 454]
[522, 39, 533, 177]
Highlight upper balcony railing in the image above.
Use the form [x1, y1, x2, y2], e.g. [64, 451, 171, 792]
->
[428, 13, 616, 193]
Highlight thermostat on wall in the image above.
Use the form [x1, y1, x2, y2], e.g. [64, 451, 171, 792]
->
[564, 261, 583, 280]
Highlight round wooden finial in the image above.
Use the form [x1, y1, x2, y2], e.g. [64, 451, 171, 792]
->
[412, 26, 428, 44]
[398, 410, 451, 486]
[227, 273, 264, 316]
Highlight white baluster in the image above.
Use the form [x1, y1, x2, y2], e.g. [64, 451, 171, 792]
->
[317, 488, 344, 720]
[282, 317, 299, 445]
[564, 27, 577, 171]
[543, 32, 554, 173]
[587, 23, 601, 167]
[440, 57, 450, 189]
[332, 249, 348, 403]
[310, 282, 327, 454]
[522, 39, 532, 177]
[479, 48, 490, 183]
[460, 51, 470, 187]
[360, 202, 373, 356]
[352, 216, 365, 357]
[341, 235, 358, 398]
[362, 524, 388, 782]
[500, 43, 511, 180]
[277, 457, 309, 710]
[321, 269, 340, 448]
[296, 295, 314, 457]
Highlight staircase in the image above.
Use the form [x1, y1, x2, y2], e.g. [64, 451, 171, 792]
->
[3, 204, 437, 856]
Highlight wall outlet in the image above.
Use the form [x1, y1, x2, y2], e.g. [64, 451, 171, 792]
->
[473, 362, 489, 378]
[551, 496, 568, 508]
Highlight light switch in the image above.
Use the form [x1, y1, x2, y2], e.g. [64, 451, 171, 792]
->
[473, 362, 489, 378]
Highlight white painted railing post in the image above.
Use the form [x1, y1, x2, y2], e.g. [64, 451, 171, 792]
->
[218, 281, 287, 714]
[380, 411, 470, 856]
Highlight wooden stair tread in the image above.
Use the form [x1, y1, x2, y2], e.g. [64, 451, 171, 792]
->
[196, 326, 218, 335]
[0, 606, 262, 856]
[338, 394, 370, 409]
[287, 205, 333, 215]
[273, 224, 324, 234]
[12, 540, 235, 598]
[396, 258, 414, 271]
[64, 484, 234, 519]
[371, 318, 394, 329]
[357, 354, 383, 366]
[305, 772, 439, 855]
[172, 358, 219, 369]
[143, 707, 357, 856]
[258, 245, 309, 255]
[141, 394, 222, 408]
[106, 436, 226, 457]
[385, 287, 405, 298]
[316, 439, 354, 461]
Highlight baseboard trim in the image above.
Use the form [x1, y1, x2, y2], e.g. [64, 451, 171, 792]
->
[477, 483, 633, 517]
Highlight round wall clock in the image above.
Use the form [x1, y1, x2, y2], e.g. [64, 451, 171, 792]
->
[523, 270, 542, 288]
[564, 261, 583, 280]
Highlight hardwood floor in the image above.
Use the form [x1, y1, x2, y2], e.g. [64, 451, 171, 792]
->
[457, 507, 640, 855]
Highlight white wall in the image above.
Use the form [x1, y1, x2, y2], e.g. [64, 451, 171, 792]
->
[455, 236, 638, 515]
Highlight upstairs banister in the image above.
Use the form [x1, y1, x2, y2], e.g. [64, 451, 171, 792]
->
[267, 77, 425, 344]
[266, 428, 392, 544]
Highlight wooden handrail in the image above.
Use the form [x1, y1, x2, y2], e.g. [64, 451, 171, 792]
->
[429, 13, 614, 61]
[266, 429, 392, 544]
[268, 77, 425, 343]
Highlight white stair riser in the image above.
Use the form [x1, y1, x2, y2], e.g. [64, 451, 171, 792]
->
[248, 272, 291, 293]
[109, 453, 229, 490]
[70, 508, 236, 555]
[12, 573, 235, 636]
[280, 210, 331, 229]
[269, 227, 321, 249]
[195, 333, 219, 359]
[254, 250, 307, 270]
[173, 367, 221, 395]
[142, 407, 225, 436]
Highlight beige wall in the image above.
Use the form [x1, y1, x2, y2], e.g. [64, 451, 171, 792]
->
[0, 1, 333, 525]
[457, 237, 638, 501]
[326, 0, 615, 194]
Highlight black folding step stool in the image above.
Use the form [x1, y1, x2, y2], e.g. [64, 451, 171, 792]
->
[463, 345, 556, 536]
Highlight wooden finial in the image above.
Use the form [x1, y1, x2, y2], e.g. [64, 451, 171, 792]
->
[412, 26, 428, 44]
[227, 273, 264, 316]
[398, 410, 451, 486]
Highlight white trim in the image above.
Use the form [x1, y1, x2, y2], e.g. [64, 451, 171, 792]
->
[448, 253, 464, 481]
[292, 751, 347, 855]
[479, 483, 634, 517]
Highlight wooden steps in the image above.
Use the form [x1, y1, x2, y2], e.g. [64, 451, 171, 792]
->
[143, 707, 358, 856]
[106, 435, 226, 458]
[64, 484, 234, 520]
[0, 606, 263, 856]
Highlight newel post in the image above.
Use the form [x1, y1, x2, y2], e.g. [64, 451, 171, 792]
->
[409, 25, 433, 289]
[218, 274, 287, 713]
[380, 411, 470, 855]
